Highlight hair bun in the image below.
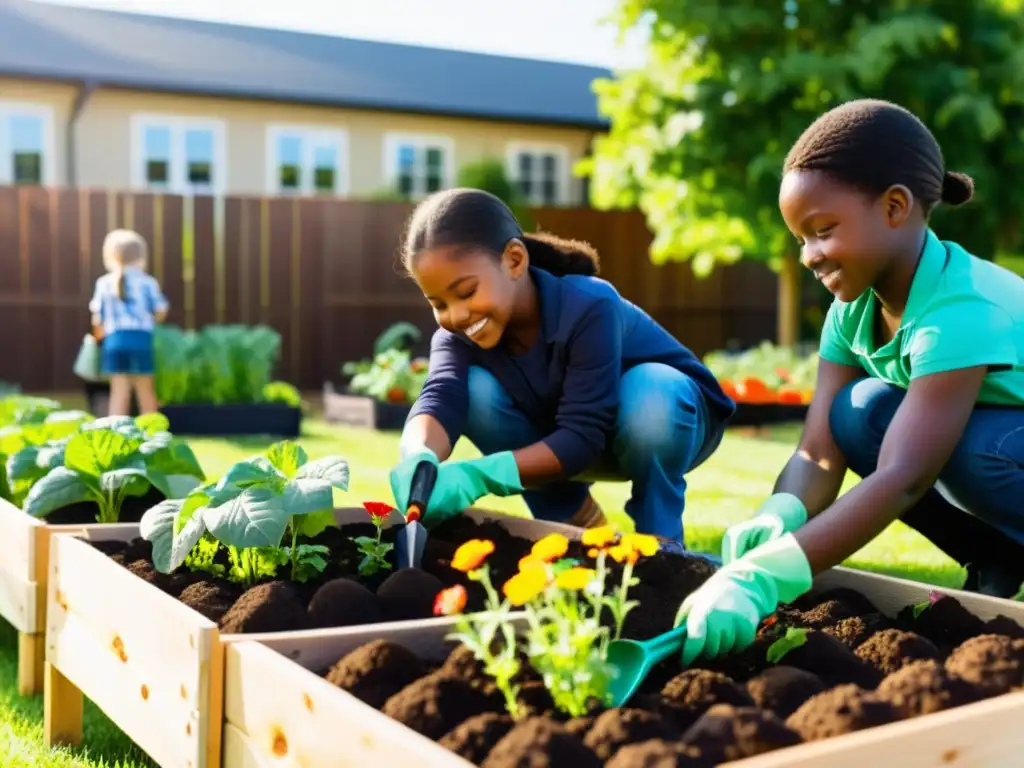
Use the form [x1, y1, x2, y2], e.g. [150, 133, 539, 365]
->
[941, 171, 974, 206]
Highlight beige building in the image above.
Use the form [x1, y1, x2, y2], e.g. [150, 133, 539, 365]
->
[1, 0, 609, 205]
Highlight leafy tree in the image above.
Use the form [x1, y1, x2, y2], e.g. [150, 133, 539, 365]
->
[581, 0, 1024, 344]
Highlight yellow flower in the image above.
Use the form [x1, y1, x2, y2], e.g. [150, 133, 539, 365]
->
[555, 567, 596, 591]
[608, 543, 639, 565]
[586, 548, 601, 559]
[503, 567, 549, 606]
[451, 539, 495, 572]
[530, 533, 569, 563]
[518, 554, 548, 573]
[621, 533, 658, 558]
[581, 525, 618, 549]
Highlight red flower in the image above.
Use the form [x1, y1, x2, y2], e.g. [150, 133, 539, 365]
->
[362, 501, 395, 520]
[434, 585, 468, 616]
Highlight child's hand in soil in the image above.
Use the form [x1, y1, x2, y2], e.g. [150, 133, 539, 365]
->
[675, 533, 813, 666]
[419, 452, 524, 525]
[721, 493, 808, 565]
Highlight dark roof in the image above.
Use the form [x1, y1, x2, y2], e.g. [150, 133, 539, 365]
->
[0, 0, 611, 128]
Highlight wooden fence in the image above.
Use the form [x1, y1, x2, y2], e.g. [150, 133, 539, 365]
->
[0, 186, 819, 393]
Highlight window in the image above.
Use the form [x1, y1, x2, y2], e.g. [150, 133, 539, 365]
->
[383, 133, 454, 198]
[266, 126, 349, 196]
[507, 143, 570, 206]
[131, 115, 226, 194]
[0, 102, 54, 186]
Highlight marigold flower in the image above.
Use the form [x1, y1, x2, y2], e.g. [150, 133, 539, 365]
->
[581, 524, 618, 549]
[503, 567, 548, 606]
[555, 567, 596, 591]
[362, 501, 395, 519]
[530, 533, 569, 562]
[586, 548, 601, 559]
[608, 543, 640, 565]
[451, 539, 495, 572]
[518, 554, 548, 573]
[433, 585, 467, 616]
[621, 533, 659, 558]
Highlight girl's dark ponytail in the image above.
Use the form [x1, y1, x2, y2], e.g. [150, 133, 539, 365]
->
[521, 232, 599, 277]
[403, 188, 601, 277]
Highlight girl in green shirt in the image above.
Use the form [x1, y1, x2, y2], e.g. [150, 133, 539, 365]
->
[673, 99, 1024, 666]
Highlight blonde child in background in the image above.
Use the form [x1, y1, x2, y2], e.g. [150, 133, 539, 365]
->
[89, 229, 169, 416]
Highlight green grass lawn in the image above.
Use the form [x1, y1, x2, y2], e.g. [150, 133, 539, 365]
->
[0, 417, 967, 766]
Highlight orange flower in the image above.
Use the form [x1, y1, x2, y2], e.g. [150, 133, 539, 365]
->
[587, 548, 601, 559]
[555, 567, 596, 591]
[608, 543, 639, 565]
[621, 533, 659, 558]
[518, 554, 548, 573]
[433, 585, 467, 616]
[581, 525, 618, 549]
[503, 567, 549, 606]
[530, 533, 569, 563]
[451, 539, 495, 572]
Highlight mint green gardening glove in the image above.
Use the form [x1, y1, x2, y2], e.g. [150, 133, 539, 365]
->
[720, 493, 808, 565]
[389, 445, 439, 515]
[420, 451, 524, 526]
[675, 533, 813, 665]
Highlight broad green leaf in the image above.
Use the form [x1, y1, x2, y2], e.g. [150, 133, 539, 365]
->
[65, 430, 144, 478]
[265, 441, 308, 478]
[99, 467, 150, 491]
[202, 486, 291, 550]
[140, 499, 207, 573]
[145, 439, 205, 480]
[36, 440, 68, 472]
[23, 467, 96, 518]
[148, 471, 202, 500]
[292, 508, 337, 538]
[217, 456, 282, 490]
[43, 411, 92, 440]
[139, 432, 174, 455]
[80, 415, 137, 433]
[175, 492, 210, 533]
[135, 412, 171, 436]
[6, 446, 41, 482]
[295, 456, 350, 490]
[280, 479, 333, 517]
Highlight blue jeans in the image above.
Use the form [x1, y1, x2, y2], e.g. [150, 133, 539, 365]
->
[830, 378, 1024, 593]
[464, 363, 725, 542]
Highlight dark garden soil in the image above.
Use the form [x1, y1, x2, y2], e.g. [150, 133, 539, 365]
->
[45, 487, 166, 524]
[316, 587, 1024, 767]
[87, 515, 718, 636]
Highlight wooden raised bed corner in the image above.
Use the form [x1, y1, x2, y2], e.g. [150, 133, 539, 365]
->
[0, 499, 137, 695]
[221, 567, 1024, 768]
[42, 507, 587, 767]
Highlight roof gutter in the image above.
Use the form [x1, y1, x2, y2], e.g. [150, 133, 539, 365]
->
[66, 80, 96, 186]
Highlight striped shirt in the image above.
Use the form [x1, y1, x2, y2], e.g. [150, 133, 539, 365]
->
[89, 268, 169, 336]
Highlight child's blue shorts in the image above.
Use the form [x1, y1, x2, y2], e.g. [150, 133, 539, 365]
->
[101, 330, 155, 376]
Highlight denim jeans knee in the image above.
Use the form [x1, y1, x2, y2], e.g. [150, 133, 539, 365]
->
[829, 378, 904, 476]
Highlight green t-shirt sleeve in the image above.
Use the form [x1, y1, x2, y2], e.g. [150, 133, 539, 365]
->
[818, 300, 861, 367]
[909, 298, 1018, 379]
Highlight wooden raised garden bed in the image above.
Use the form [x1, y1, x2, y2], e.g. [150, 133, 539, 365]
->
[0, 497, 151, 695]
[221, 567, 1024, 768]
[322, 382, 411, 431]
[42, 507, 589, 767]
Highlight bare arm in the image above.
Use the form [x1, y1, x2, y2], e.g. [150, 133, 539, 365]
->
[773, 358, 863, 516]
[400, 414, 454, 462]
[794, 366, 987, 574]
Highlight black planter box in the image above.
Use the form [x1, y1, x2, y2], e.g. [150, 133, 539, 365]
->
[322, 382, 412, 431]
[729, 403, 810, 427]
[160, 403, 302, 437]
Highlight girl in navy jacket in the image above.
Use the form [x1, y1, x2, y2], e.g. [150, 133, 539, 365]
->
[388, 188, 735, 545]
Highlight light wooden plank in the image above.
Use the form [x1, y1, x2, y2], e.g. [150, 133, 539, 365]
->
[0, 567, 39, 634]
[225, 642, 469, 768]
[0, 498, 41, 576]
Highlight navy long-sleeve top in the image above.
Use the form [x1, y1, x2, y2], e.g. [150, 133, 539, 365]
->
[408, 267, 736, 476]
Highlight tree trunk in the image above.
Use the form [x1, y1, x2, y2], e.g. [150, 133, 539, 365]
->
[777, 249, 802, 347]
